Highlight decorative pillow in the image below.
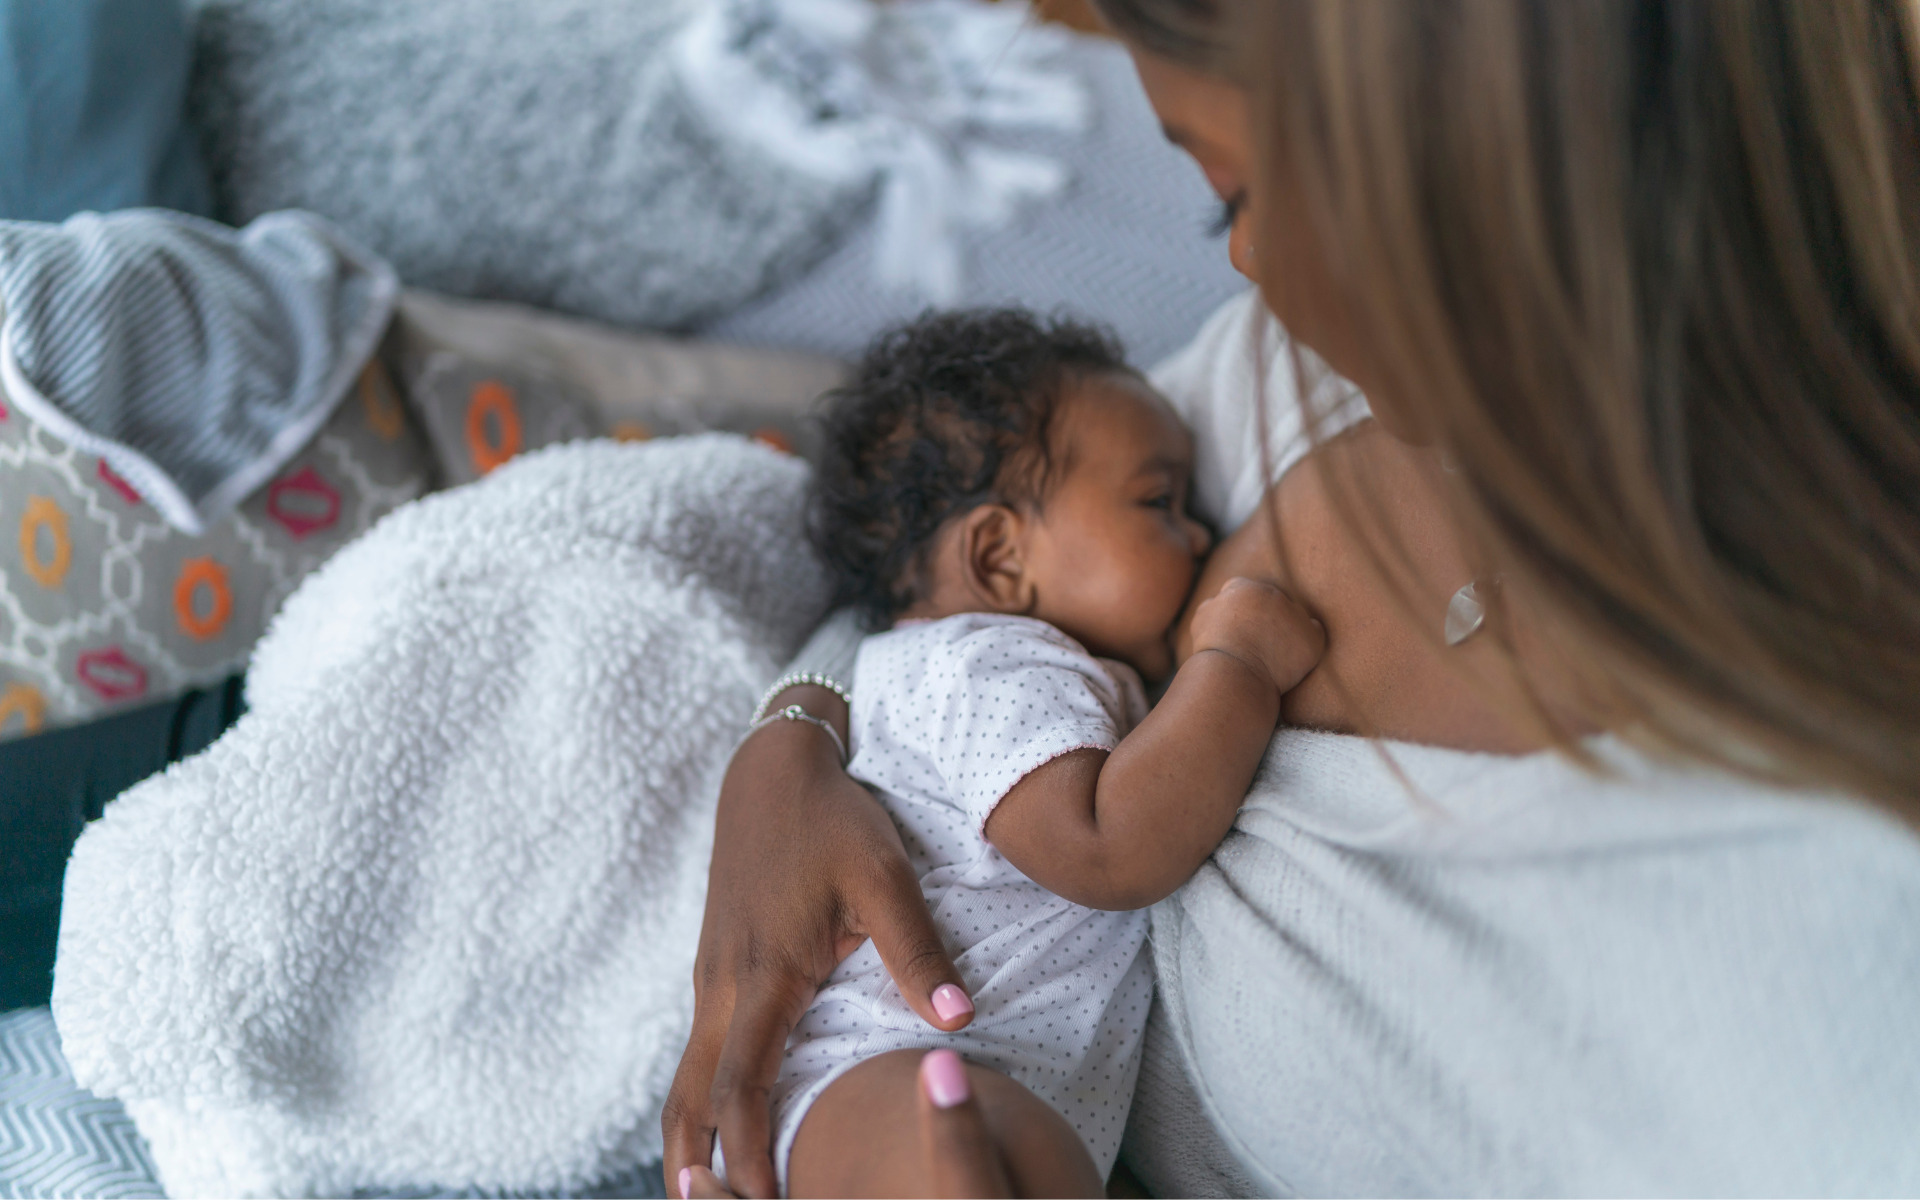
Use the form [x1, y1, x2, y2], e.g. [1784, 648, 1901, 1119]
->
[387, 290, 846, 474]
[0, 0, 212, 221]
[185, 0, 859, 330]
[0, 288, 844, 744]
[404, 355, 600, 489]
[0, 351, 434, 742]
[698, 18, 1247, 367]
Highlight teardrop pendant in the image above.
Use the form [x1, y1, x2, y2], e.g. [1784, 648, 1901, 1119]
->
[1445, 581, 1486, 646]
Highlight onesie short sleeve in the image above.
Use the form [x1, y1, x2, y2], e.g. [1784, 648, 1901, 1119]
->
[847, 613, 1148, 836]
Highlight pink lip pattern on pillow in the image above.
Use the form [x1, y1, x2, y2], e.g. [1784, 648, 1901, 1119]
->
[98, 459, 142, 505]
[74, 647, 148, 702]
[1, 358, 433, 741]
[266, 467, 342, 539]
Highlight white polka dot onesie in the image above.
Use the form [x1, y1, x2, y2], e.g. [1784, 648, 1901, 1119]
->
[766, 612, 1156, 1186]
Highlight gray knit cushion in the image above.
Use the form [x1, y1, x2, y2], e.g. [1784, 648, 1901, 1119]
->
[185, 0, 859, 330]
[698, 25, 1248, 367]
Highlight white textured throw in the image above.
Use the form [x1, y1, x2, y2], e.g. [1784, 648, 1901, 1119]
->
[51, 436, 832, 1198]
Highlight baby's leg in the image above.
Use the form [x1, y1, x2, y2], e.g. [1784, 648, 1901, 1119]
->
[787, 1048, 1105, 1198]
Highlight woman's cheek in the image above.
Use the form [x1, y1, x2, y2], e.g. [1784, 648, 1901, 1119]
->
[1229, 213, 1259, 284]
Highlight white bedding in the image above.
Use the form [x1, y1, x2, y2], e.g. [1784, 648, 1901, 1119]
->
[51, 436, 831, 1198]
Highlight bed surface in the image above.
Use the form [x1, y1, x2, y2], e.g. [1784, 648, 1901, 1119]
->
[0, 1008, 668, 1199]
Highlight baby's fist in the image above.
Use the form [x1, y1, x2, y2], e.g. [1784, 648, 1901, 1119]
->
[1188, 577, 1325, 694]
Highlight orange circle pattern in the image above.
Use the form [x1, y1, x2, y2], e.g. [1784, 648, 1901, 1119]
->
[19, 496, 71, 589]
[0, 682, 46, 736]
[360, 361, 406, 441]
[173, 557, 234, 641]
[750, 427, 796, 455]
[466, 381, 524, 476]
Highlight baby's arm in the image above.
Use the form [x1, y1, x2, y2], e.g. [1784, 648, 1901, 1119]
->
[983, 578, 1324, 911]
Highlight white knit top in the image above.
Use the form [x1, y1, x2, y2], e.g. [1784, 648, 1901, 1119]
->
[1124, 731, 1920, 1195]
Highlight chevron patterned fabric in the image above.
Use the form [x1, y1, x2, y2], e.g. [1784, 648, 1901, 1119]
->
[0, 1008, 162, 1200]
[1, 1007, 670, 1198]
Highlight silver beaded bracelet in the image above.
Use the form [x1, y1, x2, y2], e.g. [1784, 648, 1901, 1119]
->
[740, 704, 849, 765]
[750, 671, 852, 724]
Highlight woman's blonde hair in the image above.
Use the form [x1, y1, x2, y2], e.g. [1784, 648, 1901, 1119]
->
[1106, 0, 1920, 815]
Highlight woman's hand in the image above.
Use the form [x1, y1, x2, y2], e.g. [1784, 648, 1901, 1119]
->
[677, 1050, 1013, 1200]
[662, 686, 977, 1199]
[908, 1050, 1017, 1198]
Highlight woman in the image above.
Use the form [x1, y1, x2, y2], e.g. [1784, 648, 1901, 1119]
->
[667, 1, 1920, 1195]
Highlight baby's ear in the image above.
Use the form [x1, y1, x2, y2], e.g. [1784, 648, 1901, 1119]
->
[960, 504, 1036, 614]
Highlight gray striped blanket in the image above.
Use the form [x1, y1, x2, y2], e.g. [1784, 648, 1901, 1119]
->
[0, 209, 397, 534]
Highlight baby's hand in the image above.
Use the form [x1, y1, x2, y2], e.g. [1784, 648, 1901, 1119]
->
[1187, 577, 1325, 694]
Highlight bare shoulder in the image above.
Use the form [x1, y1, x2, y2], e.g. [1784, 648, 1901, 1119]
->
[1178, 423, 1548, 753]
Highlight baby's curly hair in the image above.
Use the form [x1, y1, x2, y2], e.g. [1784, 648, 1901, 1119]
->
[809, 308, 1132, 629]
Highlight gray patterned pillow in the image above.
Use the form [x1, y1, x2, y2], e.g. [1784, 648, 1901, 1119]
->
[0, 352, 434, 741]
[0, 289, 846, 744]
[386, 290, 846, 472]
[402, 354, 600, 488]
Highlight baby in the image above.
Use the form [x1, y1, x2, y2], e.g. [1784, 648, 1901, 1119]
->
[752, 309, 1322, 1196]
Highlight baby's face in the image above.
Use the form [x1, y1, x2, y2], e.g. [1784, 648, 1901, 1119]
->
[1025, 372, 1213, 681]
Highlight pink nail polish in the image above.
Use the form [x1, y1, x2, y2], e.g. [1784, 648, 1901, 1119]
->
[930, 983, 974, 1023]
[679, 1167, 693, 1199]
[921, 1048, 971, 1108]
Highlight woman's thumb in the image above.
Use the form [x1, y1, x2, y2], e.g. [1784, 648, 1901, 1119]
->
[917, 1050, 1013, 1198]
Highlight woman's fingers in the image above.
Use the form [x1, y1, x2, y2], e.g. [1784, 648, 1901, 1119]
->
[679, 1165, 737, 1199]
[661, 1011, 727, 1196]
[709, 976, 810, 1198]
[859, 854, 974, 1031]
[661, 688, 965, 1196]
[916, 1050, 1014, 1198]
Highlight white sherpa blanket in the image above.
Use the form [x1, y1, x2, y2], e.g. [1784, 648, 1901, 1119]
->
[50, 436, 833, 1198]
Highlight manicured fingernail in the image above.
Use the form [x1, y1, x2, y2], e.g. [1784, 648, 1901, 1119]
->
[921, 1048, 970, 1108]
[931, 983, 973, 1022]
[678, 1167, 692, 1199]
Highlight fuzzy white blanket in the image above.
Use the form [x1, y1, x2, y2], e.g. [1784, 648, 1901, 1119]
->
[50, 436, 833, 1198]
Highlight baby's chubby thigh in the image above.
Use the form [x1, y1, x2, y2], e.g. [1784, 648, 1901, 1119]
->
[785, 1047, 1107, 1198]
[774, 865, 1150, 1194]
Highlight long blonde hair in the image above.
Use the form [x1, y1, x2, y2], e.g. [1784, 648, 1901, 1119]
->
[1107, 0, 1920, 815]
